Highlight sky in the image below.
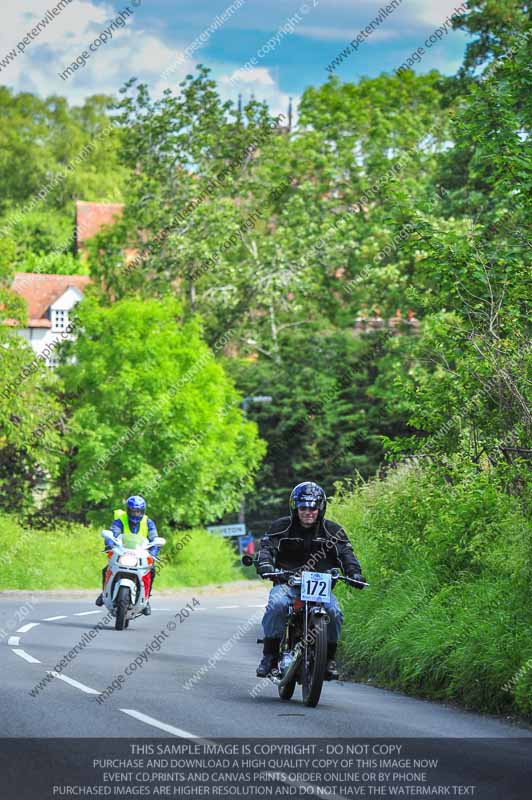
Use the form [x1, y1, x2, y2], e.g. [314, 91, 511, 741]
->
[1, 0, 471, 117]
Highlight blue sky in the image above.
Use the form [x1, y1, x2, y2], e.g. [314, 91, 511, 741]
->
[1, 0, 470, 115]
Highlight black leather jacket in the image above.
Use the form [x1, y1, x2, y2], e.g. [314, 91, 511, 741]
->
[256, 515, 362, 577]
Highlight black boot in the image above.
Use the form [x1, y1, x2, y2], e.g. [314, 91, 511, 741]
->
[256, 637, 280, 677]
[325, 642, 339, 680]
[96, 566, 106, 606]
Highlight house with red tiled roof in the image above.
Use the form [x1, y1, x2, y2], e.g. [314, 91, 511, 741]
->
[2, 203, 126, 367]
[75, 201, 124, 254]
[7, 273, 91, 367]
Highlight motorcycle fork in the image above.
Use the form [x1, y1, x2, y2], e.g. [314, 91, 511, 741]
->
[282, 608, 295, 653]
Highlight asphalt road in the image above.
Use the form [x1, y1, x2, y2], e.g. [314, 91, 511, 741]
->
[1, 585, 531, 798]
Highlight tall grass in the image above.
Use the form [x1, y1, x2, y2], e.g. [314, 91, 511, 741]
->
[0, 515, 241, 590]
[331, 465, 532, 717]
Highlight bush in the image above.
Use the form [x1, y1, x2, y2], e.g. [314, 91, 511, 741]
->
[0, 515, 241, 589]
[154, 528, 241, 587]
[331, 464, 532, 717]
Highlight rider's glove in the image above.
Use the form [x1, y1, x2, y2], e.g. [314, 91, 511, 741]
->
[347, 572, 366, 589]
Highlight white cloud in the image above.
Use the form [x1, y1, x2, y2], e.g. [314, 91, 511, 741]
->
[405, 0, 468, 28]
[283, 0, 469, 41]
[0, 0, 190, 104]
[222, 66, 276, 87]
[0, 0, 292, 120]
[298, 24, 399, 42]
[219, 66, 294, 120]
[0, 0, 468, 112]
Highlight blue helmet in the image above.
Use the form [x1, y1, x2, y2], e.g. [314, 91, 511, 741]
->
[126, 495, 146, 521]
[289, 481, 327, 521]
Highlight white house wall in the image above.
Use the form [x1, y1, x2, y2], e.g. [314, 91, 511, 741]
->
[15, 327, 74, 366]
[15, 286, 84, 366]
[50, 286, 83, 313]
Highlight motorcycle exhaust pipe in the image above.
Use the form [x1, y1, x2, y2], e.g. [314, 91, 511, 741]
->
[278, 648, 303, 688]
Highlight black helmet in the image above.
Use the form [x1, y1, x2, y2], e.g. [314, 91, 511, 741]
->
[289, 481, 327, 522]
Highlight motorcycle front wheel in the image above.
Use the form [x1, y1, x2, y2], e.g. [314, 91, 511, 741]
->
[278, 676, 297, 701]
[302, 617, 327, 707]
[115, 586, 130, 631]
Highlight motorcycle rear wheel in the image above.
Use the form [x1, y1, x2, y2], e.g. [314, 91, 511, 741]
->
[115, 586, 130, 631]
[302, 617, 327, 707]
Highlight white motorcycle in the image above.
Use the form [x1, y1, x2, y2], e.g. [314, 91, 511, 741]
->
[100, 530, 166, 630]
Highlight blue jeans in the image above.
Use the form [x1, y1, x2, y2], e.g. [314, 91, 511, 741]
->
[262, 583, 343, 643]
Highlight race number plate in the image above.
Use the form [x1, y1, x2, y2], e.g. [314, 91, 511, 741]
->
[301, 572, 332, 603]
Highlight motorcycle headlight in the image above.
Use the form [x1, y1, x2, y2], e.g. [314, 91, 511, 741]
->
[118, 554, 139, 568]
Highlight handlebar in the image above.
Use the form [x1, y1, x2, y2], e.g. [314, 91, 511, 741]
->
[261, 568, 369, 588]
[341, 575, 370, 588]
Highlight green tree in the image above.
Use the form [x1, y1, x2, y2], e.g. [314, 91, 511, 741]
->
[381, 18, 531, 467]
[226, 326, 414, 525]
[60, 297, 265, 527]
[0, 89, 127, 250]
[0, 237, 65, 513]
[6, 210, 73, 260]
[452, 0, 530, 73]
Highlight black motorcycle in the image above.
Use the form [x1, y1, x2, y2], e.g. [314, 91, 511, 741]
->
[244, 538, 367, 708]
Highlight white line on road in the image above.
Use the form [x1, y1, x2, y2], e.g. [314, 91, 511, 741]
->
[17, 622, 40, 633]
[42, 615, 67, 621]
[8, 636, 20, 646]
[120, 711, 342, 799]
[12, 648, 41, 664]
[74, 610, 103, 616]
[120, 709, 204, 739]
[247, 604, 265, 608]
[47, 671, 101, 695]
[216, 605, 239, 609]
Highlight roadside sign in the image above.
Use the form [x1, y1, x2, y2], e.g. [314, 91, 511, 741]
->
[207, 523, 246, 538]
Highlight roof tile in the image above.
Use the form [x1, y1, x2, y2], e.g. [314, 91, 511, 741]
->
[75, 201, 124, 248]
[10, 272, 91, 326]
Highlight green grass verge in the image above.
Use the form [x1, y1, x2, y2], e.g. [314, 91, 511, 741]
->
[0, 515, 242, 590]
[330, 466, 532, 718]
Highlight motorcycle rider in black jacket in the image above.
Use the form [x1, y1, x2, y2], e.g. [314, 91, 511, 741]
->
[256, 481, 366, 679]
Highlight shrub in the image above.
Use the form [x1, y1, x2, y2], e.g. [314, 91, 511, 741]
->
[0, 515, 241, 589]
[331, 464, 532, 717]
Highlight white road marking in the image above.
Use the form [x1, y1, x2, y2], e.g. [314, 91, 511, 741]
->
[120, 709, 203, 739]
[12, 649, 41, 664]
[216, 605, 239, 609]
[247, 604, 265, 608]
[120, 712, 341, 798]
[8, 636, 20, 646]
[42, 615, 67, 621]
[17, 623, 40, 633]
[47, 671, 101, 695]
[74, 610, 103, 616]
